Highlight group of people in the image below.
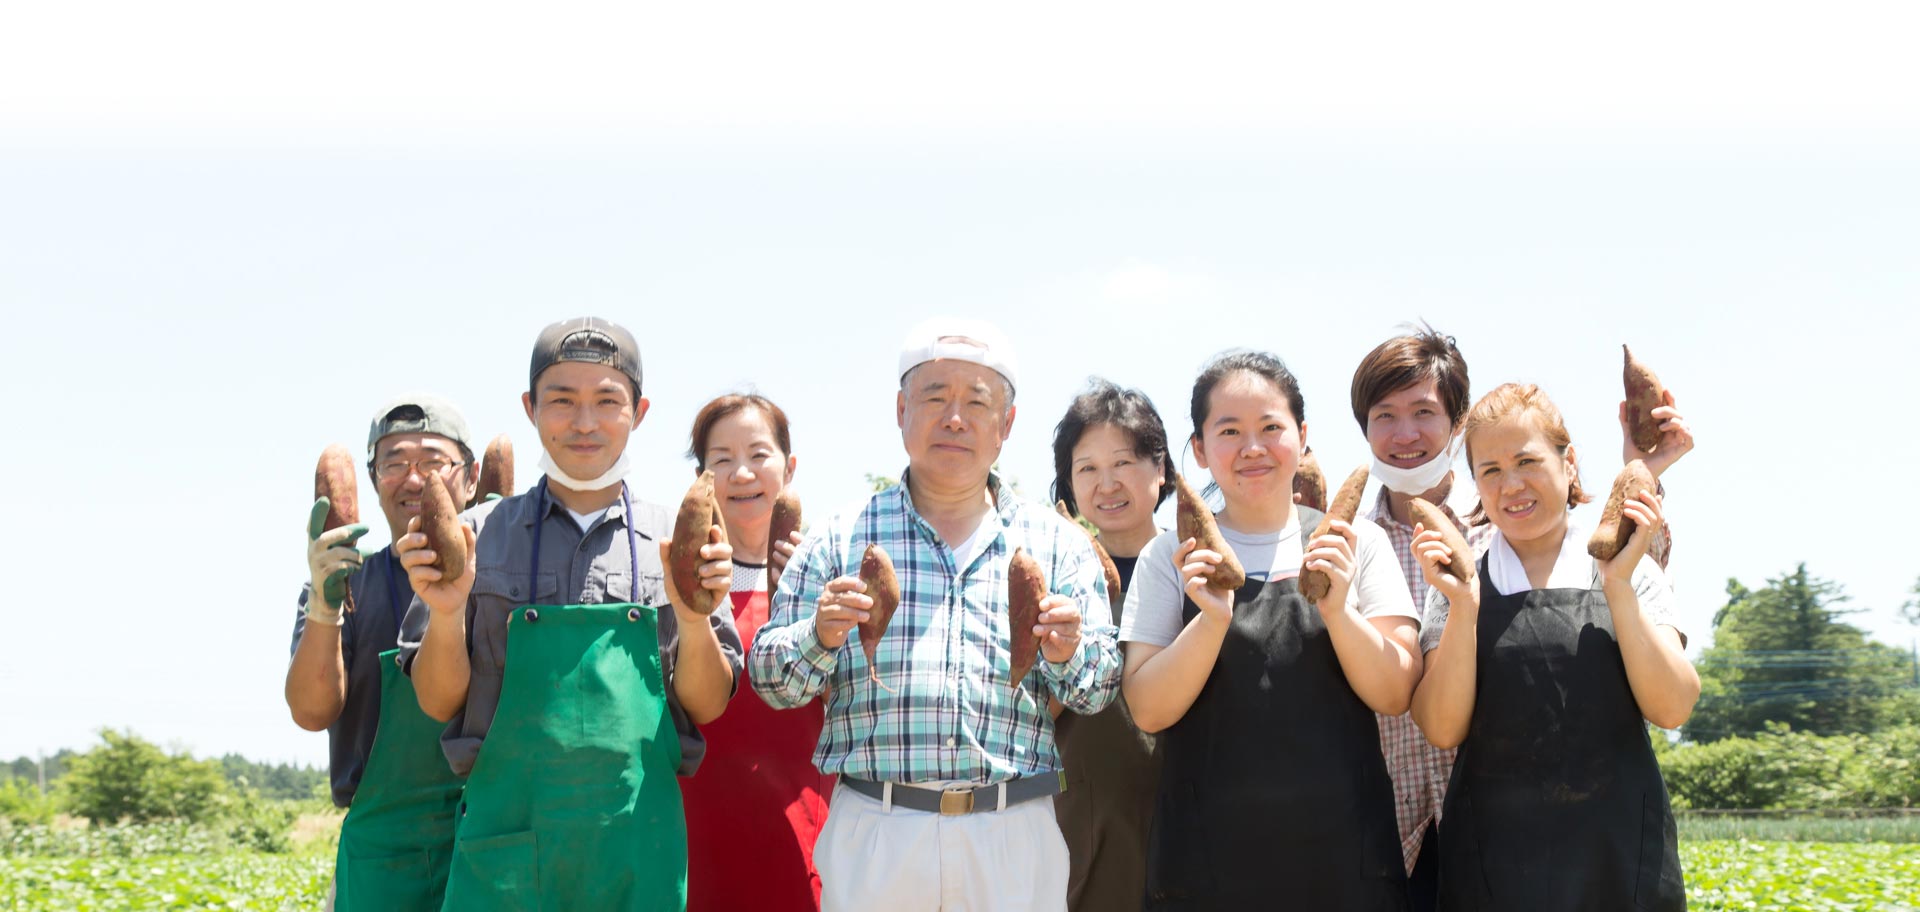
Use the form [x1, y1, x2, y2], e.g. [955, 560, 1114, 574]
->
[287, 314, 1700, 911]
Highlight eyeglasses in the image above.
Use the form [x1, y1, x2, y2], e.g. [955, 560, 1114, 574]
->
[373, 457, 466, 480]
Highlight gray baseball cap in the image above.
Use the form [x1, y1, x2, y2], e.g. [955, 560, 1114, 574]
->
[366, 393, 473, 458]
[529, 317, 642, 396]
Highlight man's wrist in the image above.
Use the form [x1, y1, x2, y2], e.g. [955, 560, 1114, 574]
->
[304, 601, 345, 627]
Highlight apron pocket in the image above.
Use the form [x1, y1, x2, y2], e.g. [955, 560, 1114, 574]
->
[339, 846, 435, 911]
[1634, 792, 1683, 910]
[447, 829, 541, 912]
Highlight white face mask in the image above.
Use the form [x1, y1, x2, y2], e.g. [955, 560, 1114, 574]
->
[1370, 434, 1459, 496]
[538, 448, 632, 492]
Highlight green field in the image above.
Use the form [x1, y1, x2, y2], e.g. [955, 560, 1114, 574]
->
[4, 832, 1918, 910]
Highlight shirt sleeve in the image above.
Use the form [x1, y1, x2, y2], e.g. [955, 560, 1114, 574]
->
[1039, 525, 1122, 715]
[1631, 554, 1686, 647]
[1349, 519, 1418, 621]
[749, 521, 842, 708]
[1419, 586, 1452, 655]
[1117, 531, 1184, 648]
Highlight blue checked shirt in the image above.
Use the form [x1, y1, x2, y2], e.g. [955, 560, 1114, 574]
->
[750, 474, 1123, 784]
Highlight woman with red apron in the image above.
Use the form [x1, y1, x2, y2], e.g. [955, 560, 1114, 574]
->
[679, 394, 834, 912]
[1410, 383, 1696, 911]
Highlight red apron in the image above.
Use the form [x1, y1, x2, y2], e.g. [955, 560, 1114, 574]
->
[682, 587, 835, 911]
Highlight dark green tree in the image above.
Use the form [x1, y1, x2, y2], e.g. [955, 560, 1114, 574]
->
[59, 729, 231, 825]
[1686, 564, 1914, 742]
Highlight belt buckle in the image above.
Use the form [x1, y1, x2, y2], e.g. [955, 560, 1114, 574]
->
[938, 788, 974, 815]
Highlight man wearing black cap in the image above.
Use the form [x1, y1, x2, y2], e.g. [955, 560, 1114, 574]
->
[287, 394, 477, 910]
[397, 317, 741, 911]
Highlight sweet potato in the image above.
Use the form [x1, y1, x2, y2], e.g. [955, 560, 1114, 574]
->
[1409, 497, 1473, 583]
[1174, 474, 1246, 592]
[473, 434, 514, 506]
[1587, 459, 1656, 561]
[419, 472, 468, 582]
[1623, 345, 1668, 454]
[1294, 447, 1329, 512]
[669, 470, 726, 616]
[1056, 500, 1124, 611]
[766, 490, 803, 596]
[1007, 548, 1047, 686]
[1300, 466, 1370, 602]
[313, 444, 360, 613]
[857, 544, 901, 691]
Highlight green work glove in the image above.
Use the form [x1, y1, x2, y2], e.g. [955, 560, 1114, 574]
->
[306, 498, 370, 624]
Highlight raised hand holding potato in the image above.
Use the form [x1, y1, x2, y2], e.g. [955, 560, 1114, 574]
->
[304, 498, 369, 625]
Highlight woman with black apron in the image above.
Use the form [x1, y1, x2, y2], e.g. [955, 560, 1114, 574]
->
[1120, 351, 1422, 911]
[1048, 379, 1177, 912]
[1409, 383, 1698, 911]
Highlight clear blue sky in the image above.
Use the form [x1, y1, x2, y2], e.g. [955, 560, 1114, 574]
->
[3, 1, 1916, 766]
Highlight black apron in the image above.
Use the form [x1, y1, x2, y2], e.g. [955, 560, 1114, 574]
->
[1437, 559, 1684, 912]
[1145, 507, 1407, 911]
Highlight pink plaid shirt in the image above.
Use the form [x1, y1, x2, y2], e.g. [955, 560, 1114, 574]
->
[1371, 479, 1672, 872]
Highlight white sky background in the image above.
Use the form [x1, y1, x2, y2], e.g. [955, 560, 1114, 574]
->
[2, 1, 1917, 765]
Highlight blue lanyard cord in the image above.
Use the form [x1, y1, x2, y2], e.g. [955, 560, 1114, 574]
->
[529, 478, 642, 605]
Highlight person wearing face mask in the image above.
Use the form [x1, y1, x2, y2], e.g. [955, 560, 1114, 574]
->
[396, 318, 742, 911]
[1048, 379, 1177, 912]
[288, 395, 477, 911]
[1122, 350, 1421, 911]
[1409, 383, 1698, 911]
[678, 393, 835, 912]
[1347, 326, 1695, 912]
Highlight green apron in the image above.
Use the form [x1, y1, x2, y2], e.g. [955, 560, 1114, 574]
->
[332, 643, 465, 910]
[441, 483, 687, 912]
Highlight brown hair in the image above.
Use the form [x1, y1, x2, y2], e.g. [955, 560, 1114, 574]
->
[1349, 322, 1470, 431]
[1459, 382, 1589, 525]
[688, 393, 793, 471]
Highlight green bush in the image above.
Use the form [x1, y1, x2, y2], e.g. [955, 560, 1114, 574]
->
[0, 778, 56, 826]
[1663, 724, 1920, 810]
[59, 730, 231, 826]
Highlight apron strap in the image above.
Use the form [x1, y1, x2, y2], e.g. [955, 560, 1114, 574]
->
[384, 547, 407, 635]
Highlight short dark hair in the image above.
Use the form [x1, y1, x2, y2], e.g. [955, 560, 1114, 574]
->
[1350, 322, 1470, 431]
[687, 393, 793, 471]
[1189, 350, 1306, 446]
[1051, 379, 1177, 516]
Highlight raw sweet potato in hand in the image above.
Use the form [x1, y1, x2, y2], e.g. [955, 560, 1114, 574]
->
[1587, 459, 1656, 561]
[767, 490, 803, 596]
[1294, 448, 1329, 512]
[1623, 345, 1668, 454]
[1056, 500, 1124, 610]
[670, 470, 727, 616]
[1174, 474, 1246, 592]
[857, 544, 901, 692]
[419, 472, 468, 583]
[1409, 497, 1473, 583]
[1007, 548, 1050, 686]
[473, 434, 515, 506]
[1300, 466, 1369, 602]
[313, 444, 360, 613]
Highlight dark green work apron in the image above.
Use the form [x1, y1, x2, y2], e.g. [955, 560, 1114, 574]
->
[332, 556, 465, 911]
[441, 483, 687, 912]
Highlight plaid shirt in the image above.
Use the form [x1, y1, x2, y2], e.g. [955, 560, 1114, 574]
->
[750, 474, 1123, 785]
[1374, 478, 1674, 871]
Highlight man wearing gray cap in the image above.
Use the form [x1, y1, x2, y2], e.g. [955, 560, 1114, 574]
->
[397, 317, 742, 911]
[287, 394, 477, 910]
[752, 318, 1124, 911]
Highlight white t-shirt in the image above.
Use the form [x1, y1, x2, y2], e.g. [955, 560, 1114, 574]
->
[1418, 515, 1683, 654]
[1119, 514, 1417, 647]
[564, 506, 611, 533]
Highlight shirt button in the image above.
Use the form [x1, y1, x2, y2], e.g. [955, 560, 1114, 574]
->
[946, 737, 956, 748]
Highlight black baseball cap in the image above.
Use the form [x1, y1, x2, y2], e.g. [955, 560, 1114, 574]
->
[529, 317, 642, 396]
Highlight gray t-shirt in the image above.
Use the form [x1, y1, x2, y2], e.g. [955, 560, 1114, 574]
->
[399, 484, 744, 777]
[290, 548, 421, 808]
[1119, 514, 1416, 647]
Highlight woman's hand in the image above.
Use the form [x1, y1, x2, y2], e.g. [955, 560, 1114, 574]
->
[1597, 489, 1664, 586]
[1176, 537, 1235, 622]
[1620, 390, 1694, 478]
[1304, 520, 1358, 617]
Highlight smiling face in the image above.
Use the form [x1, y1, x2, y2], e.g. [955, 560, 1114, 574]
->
[1069, 422, 1165, 543]
[702, 405, 796, 538]
[1366, 377, 1457, 470]
[1191, 369, 1305, 513]
[522, 361, 648, 484]
[897, 359, 1016, 488]
[1467, 415, 1577, 549]
[370, 432, 476, 537]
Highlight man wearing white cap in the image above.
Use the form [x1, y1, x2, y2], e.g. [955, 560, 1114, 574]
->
[752, 318, 1124, 911]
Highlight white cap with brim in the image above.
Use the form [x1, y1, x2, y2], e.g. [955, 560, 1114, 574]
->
[896, 317, 1020, 393]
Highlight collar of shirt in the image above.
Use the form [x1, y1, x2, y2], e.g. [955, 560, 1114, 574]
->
[1486, 513, 1600, 595]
